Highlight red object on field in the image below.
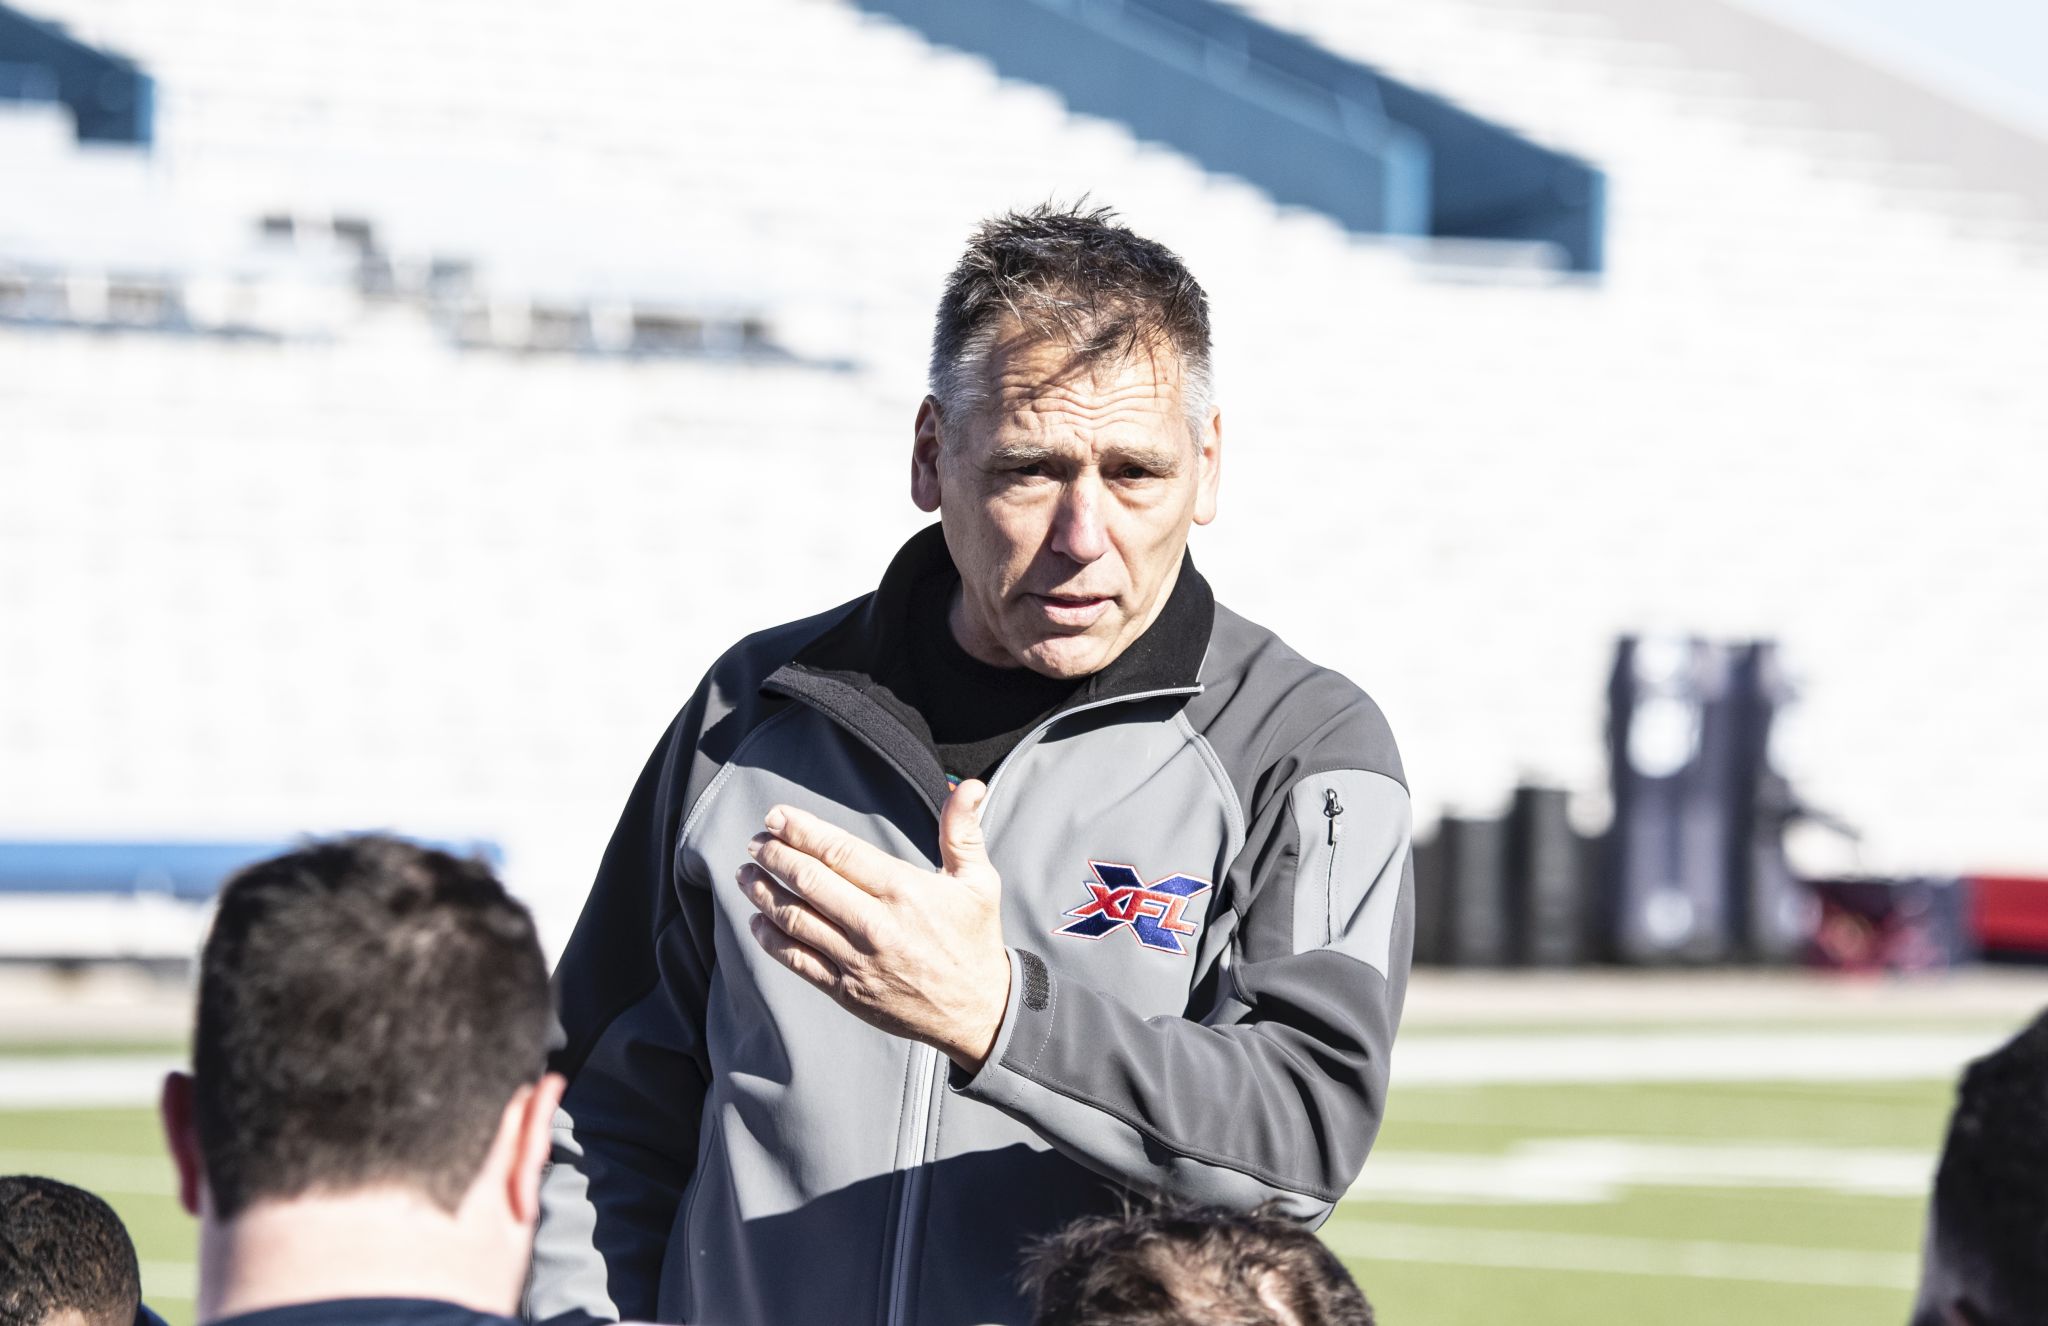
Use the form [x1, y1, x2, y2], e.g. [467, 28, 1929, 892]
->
[1968, 875, 2048, 955]
[1807, 877, 1968, 972]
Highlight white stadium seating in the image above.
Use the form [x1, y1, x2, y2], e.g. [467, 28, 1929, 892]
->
[2, 0, 2044, 950]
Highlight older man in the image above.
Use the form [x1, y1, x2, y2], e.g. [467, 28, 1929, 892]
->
[529, 205, 1414, 1326]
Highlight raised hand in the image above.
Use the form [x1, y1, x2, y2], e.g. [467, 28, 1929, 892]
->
[738, 779, 1012, 1072]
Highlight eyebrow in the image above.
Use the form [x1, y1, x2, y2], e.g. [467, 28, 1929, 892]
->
[986, 441, 1184, 473]
[986, 441, 1061, 468]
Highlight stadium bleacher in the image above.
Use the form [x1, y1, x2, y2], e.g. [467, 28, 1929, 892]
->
[1, 0, 2044, 950]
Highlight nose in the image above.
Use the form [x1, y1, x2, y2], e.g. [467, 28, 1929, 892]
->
[1050, 476, 1110, 565]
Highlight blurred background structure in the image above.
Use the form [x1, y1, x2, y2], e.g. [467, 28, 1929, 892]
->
[1, 0, 2045, 1321]
[3, 0, 2045, 957]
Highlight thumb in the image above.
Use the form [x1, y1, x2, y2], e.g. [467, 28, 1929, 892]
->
[939, 779, 993, 879]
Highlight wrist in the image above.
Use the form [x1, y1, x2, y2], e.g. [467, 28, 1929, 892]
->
[943, 949, 1014, 1074]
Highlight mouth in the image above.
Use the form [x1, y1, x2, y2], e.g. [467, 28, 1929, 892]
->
[1028, 592, 1115, 629]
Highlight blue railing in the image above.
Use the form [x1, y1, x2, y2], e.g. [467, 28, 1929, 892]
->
[853, 0, 1604, 272]
[0, 840, 503, 901]
[0, 4, 152, 144]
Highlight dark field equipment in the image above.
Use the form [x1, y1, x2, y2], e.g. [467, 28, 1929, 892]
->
[1602, 635, 1814, 965]
[1727, 641, 1811, 961]
[1507, 784, 1589, 966]
[1603, 636, 1744, 963]
[1417, 813, 1511, 967]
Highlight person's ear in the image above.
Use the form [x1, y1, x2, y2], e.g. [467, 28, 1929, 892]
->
[507, 1072, 567, 1226]
[1192, 406, 1222, 527]
[912, 396, 945, 513]
[159, 1071, 204, 1217]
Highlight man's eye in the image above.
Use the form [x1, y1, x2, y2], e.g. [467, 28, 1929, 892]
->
[1011, 462, 1046, 478]
[1116, 465, 1154, 481]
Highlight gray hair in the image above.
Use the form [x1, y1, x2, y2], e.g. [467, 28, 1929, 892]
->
[929, 203, 1214, 442]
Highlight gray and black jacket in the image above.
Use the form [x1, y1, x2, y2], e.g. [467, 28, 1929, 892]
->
[528, 525, 1415, 1326]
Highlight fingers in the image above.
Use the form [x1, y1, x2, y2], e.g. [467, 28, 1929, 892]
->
[736, 863, 863, 966]
[938, 779, 991, 879]
[746, 912, 843, 993]
[763, 805, 905, 897]
[748, 833, 883, 932]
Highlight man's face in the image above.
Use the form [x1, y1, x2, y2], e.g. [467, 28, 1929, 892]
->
[912, 326, 1222, 679]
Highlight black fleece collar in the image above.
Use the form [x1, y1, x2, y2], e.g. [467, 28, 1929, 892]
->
[765, 524, 1214, 811]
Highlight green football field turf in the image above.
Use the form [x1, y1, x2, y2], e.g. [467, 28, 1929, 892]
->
[0, 1038, 1971, 1325]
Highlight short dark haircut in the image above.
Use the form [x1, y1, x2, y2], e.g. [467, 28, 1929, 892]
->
[1919, 1008, 2048, 1325]
[194, 834, 552, 1219]
[930, 203, 1213, 433]
[0, 1176, 141, 1326]
[1023, 1201, 1374, 1326]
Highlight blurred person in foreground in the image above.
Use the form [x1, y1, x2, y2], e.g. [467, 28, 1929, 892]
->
[157, 836, 565, 1326]
[1022, 1201, 1374, 1326]
[0, 1175, 144, 1326]
[1911, 1008, 2048, 1326]
[531, 203, 1416, 1325]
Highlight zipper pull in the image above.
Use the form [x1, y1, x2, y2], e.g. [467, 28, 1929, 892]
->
[1323, 788, 1344, 845]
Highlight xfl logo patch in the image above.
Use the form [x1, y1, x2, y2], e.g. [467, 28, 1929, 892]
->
[1054, 862, 1211, 956]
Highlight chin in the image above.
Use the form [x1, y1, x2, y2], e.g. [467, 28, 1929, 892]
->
[1017, 635, 1114, 680]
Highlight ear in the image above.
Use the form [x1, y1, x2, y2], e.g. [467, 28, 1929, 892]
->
[159, 1071, 204, 1218]
[911, 396, 944, 513]
[507, 1072, 567, 1226]
[1192, 406, 1222, 527]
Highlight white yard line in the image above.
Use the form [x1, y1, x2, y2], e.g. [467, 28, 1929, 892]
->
[1353, 1137, 1934, 1204]
[0, 1054, 180, 1108]
[1321, 1220, 1919, 1290]
[1392, 1029, 2008, 1086]
[0, 1147, 176, 1194]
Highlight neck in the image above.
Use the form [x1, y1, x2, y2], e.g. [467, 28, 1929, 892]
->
[198, 1189, 516, 1324]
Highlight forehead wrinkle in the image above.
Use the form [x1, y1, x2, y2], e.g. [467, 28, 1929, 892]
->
[991, 377, 1182, 451]
[995, 375, 1176, 421]
[986, 326, 1186, 417]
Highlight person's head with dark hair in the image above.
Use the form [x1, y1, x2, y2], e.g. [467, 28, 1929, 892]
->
[157, 834, 562, 1324]
[928, 201, 1214, 440]
[912, 202, 1223, 681]
[1913, 1008, 2048, 1326]
[0, 1176, 141, 1326]
[1023, 1201, 1374, 1326]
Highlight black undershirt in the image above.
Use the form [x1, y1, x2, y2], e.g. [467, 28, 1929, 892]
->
[905, 575, 1080, 784]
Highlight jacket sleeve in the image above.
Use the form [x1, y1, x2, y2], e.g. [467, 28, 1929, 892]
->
[950, 761, 1413, 1223]
[526, 701, 719, 1322]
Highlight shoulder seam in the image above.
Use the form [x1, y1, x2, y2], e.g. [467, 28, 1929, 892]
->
[676, 703, 803, 879]
[1176, 711, 1248, 862]
[1287, 765, 1409, 797]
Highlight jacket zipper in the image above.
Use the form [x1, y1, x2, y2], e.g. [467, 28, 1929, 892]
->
[880, 683, 1202, 1326]
[1323, 788, 1345, 943]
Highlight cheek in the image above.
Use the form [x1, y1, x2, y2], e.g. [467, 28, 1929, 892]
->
[944, 496, 1045, 590]
[1111, 487, 1194, 565]
[984, 498, 1056, 558]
